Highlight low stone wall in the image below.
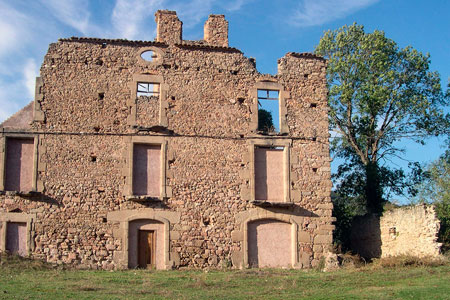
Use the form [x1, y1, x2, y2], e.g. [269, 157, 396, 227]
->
[380, 204, 441, 257]
[350, 204, 441, 259]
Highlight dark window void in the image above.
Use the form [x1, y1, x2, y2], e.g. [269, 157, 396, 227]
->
[5, 138, 34, 191]
[132, 144, 161, 196]
[137, 82, 160, 98]
[257, 89, 279, 133]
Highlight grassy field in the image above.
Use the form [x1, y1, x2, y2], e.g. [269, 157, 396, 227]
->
[0, 255, 449, 300]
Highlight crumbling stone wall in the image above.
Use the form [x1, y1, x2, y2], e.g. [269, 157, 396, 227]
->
[350, 205, 442, 259]
[0, 10, 333, 269]
[381, 204, 441, 257]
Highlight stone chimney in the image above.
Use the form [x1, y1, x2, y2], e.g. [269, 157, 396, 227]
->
[204, 15, 228, 47]
[155, 10, 182, 44]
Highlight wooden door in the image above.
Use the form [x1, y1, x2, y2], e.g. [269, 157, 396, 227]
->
[138, 230, 156, 269]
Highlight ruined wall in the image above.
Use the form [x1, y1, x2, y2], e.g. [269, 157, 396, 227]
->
[381, 205, 441, 257]
[350, 205, 442, 259]
[0, 10, 333, 269]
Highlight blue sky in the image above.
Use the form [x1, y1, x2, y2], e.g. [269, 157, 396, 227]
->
[1, 0, 449, 198]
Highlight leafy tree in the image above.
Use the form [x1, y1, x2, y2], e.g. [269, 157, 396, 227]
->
[414, 150, 450, 252]
[258, 108, 274, 132]
[315, 24, 449, 215]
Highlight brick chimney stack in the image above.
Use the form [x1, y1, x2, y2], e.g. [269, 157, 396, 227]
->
[204, 14, 228, 47]
[155, 10, 182, 44]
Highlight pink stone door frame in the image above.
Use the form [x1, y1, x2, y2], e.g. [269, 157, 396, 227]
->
[248, 139, 291, 203]
[129, 219, 164, 269]
[107, 209, 181, 270]
[124, 136, 170, 200]
[0, 212, 36, 256]
[124, 215, 169, 270]
[242, 215, 298, 268]
[0, 134, 40, 192]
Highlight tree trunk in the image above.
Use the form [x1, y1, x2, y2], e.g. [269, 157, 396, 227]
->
[365, 162, 384, 215]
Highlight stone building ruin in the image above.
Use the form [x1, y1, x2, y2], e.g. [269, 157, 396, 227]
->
[0, 10, 333, 270]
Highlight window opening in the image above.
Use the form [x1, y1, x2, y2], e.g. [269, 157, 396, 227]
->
[132, 144, 161, 196]
[137, 82, 160, 98]
[254, 146, 284, 201]
[4, 138, 34, 192]
[257, 89, 279, 133]
[141, 50, 157, 62]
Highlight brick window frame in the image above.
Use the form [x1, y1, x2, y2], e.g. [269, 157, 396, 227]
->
[250, 81, 289, 134]
[0, 134, 44, 193]
[0, 212, 36, 255]
[123, 136, 171, 200]
[248, 139, 291, 203]
[127, 74, 168, 127]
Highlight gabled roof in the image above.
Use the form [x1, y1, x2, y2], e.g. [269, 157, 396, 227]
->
[0, 102, 34, 130]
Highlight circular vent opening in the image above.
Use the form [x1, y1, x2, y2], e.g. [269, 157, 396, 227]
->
[141, 50, 157, 62]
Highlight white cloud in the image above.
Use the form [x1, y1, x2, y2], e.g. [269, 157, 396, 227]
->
[168, 0, 214, 28]
[0, 2, 30, 58]
[112, 0, 164, 39]
[0, 85, 23, 123]
[221, 0, 249, 12]
[289, 0, 379, 27]
[39, 0, 92, 35]
[23, 59, 38, 100]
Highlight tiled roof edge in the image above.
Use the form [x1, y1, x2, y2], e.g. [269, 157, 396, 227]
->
[59, 37, 168, 47]
[58, 37, 242, 53]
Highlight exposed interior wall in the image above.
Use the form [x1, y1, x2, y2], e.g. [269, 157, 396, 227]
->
[128, 219, 164, 269]
[248, 219, 292, 268]
[254, 147, 284, 201]
[5, 138, 34, 191]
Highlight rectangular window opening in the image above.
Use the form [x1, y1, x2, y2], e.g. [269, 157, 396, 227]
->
[254, 146, 284, 202]
[137, 82, 160, 98]
[5, 138, 34, 192]
[132, 144, 161, 197]
[257, 89, 279, 133]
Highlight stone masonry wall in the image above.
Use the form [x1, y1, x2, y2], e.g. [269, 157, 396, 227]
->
[381, 204, 441, 257]
[0, 10, 333, 269]
[350, 205, 442, 259]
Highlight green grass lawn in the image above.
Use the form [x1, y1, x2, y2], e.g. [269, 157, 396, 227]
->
[0, 256, 449, 300]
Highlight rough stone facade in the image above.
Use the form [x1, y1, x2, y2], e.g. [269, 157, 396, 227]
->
[0, 10, 333, 270]
[350, 205, 442, 259]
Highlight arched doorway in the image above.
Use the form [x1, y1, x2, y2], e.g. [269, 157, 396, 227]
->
[128, 219, 164, 269]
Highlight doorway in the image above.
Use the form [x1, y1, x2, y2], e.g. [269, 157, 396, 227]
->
[138, 230, 156, 269]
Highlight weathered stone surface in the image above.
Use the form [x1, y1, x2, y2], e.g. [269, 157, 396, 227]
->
[323, 252, 339, 272]
[350, 205, 442, 259]
[0, 9, 333, 269]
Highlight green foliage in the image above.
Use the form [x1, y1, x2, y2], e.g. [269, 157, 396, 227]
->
[258, 108, 275, 132]
[315, 23, 449, 215]
[414, 150, 450, 252]
[1, 255, 450, 300]
[332, 191, 366, 251]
